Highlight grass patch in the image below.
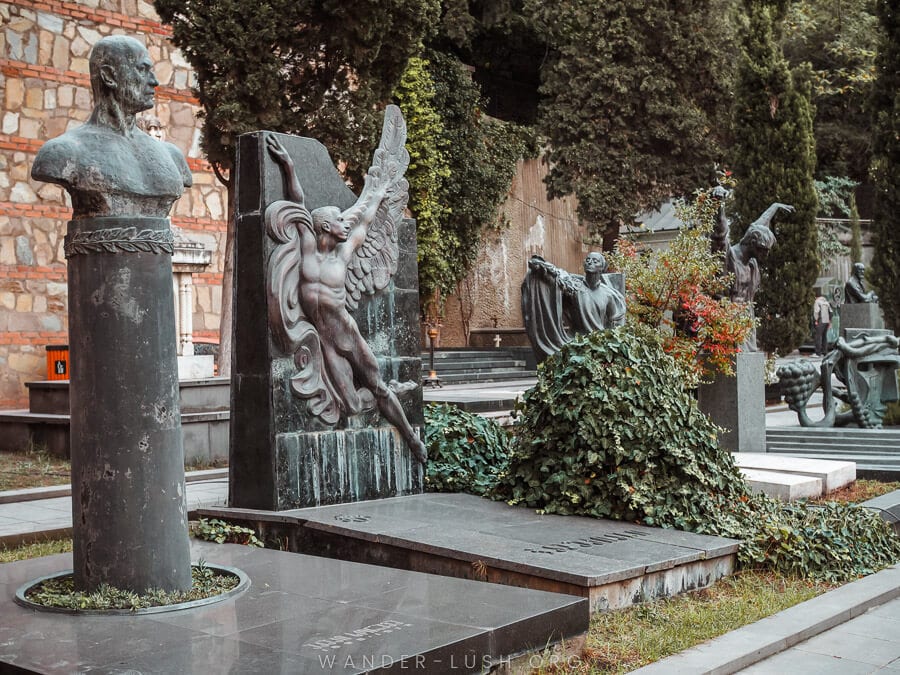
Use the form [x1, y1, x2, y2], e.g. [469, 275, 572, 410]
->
[0, 449, 227, 492]
[0, 538, 72, 563]
[532, 570, 832, 673]
[0, 449, 70, 491]
[812, 479, 900, 505]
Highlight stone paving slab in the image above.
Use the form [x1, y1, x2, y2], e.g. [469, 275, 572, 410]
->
[733, 452, 856, 493]
[0, 540, 588, 674]
[0, 478, 228, 547]
[740, 468, 823, 501]
[203, 493, 740, 613]
[632, 564, 900, 674]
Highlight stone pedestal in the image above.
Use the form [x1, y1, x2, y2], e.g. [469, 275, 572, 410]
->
[697, 351, 766, 453]
[67, 215, 191, 592]
[230, 132, 423, 511]
[840, 302, 884, 330]
[177, 354, 215, 379]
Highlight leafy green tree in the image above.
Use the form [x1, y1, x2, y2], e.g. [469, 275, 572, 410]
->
[431, 0, 545, 125]
[730, 2, 820, 354]
[783, 0, 880, 187]
[153, 0, 438, 372]
[393, 53, 452, 315]
[869, 0, 900, 331]
[525, 0, 736, 248]
[394, 48, 530, 315]
[427, 49, 530, 305]
[849, 193, 863, 264]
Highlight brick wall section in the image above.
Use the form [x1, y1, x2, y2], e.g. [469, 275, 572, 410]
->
[0, 0, 228, 407]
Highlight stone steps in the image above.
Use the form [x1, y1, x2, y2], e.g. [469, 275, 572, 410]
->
[421, 348, 537, 384]
[0, 377, 231, 463]
[766, 427, 900, 475]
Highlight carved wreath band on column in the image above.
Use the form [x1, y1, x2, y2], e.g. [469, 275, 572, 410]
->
[64, 227, 175, 258]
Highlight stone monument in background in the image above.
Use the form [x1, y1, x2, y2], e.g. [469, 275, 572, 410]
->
[842, 262, 885, 330]
[229, 106, 424, 511]
[31, 35, 192, 592]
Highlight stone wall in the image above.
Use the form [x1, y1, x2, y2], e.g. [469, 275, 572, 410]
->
[439, 157, 590, 347]
[0, 0, 227, 407]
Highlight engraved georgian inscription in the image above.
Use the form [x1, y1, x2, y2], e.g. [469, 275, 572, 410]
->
[304, 619, 414, 652]
[524, 529, 651, 555]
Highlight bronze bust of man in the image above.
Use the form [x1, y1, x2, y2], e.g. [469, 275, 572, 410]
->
[31, 35, 191, 218]
[29, 35, 193, 594]
[844, 262, 879, 304]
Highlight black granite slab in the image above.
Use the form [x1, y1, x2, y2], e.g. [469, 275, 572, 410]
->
[0, 540, 587, 674]
[203, 493, 739, 596]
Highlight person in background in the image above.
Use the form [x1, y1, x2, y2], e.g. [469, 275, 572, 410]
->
[813, 293, 832, 356]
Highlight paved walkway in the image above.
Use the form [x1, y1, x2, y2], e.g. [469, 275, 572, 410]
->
[0, 470, 227, 546]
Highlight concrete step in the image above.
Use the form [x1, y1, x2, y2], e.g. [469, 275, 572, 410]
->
[765, 427, 900, 476]
[0, 408, 229, 464]
[429, 370, 538, 384]
[766, 427, 900, 442]
[423, 349, 519, 361]
[740, 468, 823, 501]
[422, 359, 526, 373]
[26, 376, 230, 415]
[732, 453, 855, 493]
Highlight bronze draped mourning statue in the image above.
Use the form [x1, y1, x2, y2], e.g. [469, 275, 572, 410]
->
[709, 185, 794, 352]
[521, 251, 626, 363]
[264, 105, 426, 464]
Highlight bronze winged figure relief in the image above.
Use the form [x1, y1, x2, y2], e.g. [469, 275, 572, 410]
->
[264, 105, 426, 464]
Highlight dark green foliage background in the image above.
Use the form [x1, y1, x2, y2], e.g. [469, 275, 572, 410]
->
[424, 403, 511, 496]
[870, 0, 900, 333]
[525, 0, 734, 246]
[730, 3, 820, 355]
[154, 0, 438, 186]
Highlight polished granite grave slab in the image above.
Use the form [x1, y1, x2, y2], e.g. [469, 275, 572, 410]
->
[203, 493, 740, 613]
[0, 539, 587, 674]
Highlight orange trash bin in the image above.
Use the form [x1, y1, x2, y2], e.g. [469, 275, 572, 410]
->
[46, 345, 69, 380]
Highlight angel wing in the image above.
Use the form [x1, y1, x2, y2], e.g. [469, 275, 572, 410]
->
[343, 105, 410, 311]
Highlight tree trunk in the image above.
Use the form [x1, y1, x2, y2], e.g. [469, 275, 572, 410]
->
[218, 183, 235, 377]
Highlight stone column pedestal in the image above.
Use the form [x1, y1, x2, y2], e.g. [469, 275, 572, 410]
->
[697, 351, 766, 453]
[840, 303, 884, 330]
[66, 215, 191, 593]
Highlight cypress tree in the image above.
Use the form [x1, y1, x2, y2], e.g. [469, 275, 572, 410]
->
[869, 0, 900, 332]
[849, 193, 863, 265]
[730, 2, 819, 355]
[527, 0, 734, 248]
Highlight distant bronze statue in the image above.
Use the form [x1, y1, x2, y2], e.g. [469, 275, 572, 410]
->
[137, 113, 165, 141]
[710, 186, 793, 351]
[32, 36, 191, 218]
[521, 252, 626, 363]
[778, 331, 900, 428]
[265, 106, 426, 464]
[844, 262, 879, 304]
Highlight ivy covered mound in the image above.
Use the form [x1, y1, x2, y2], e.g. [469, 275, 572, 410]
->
[424, 403, 511, 496]
[494, 328, 900, 582]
